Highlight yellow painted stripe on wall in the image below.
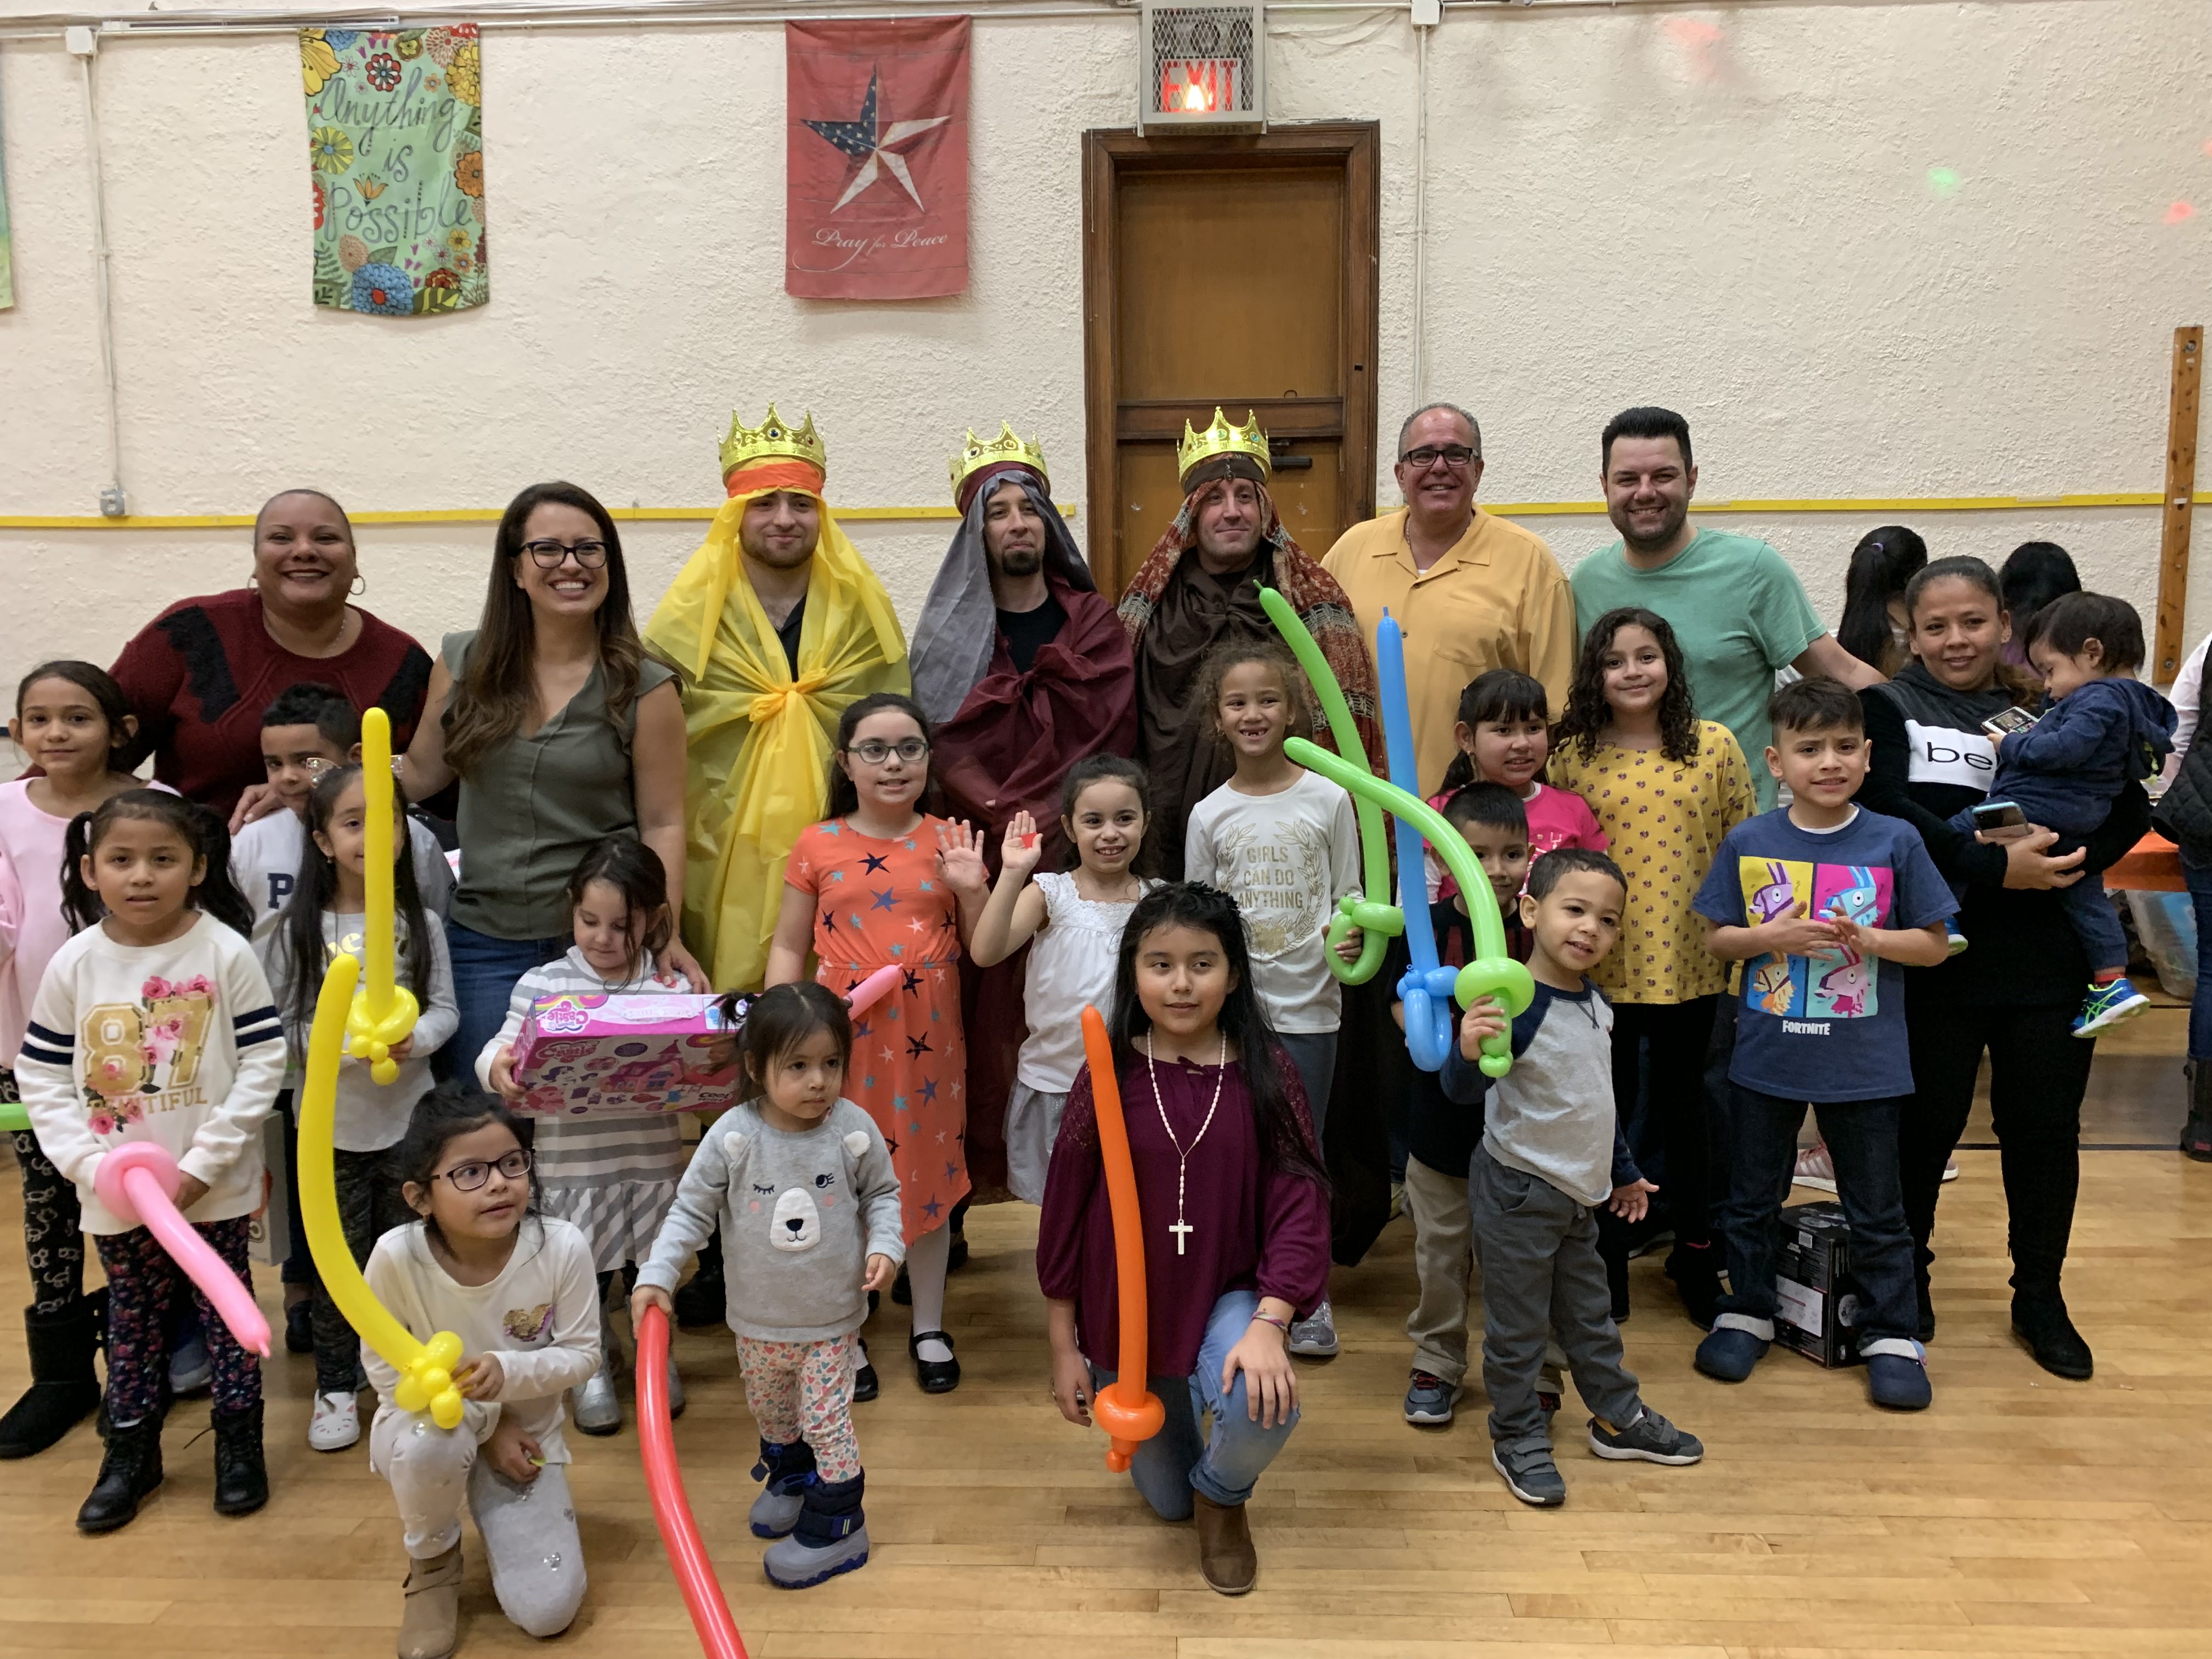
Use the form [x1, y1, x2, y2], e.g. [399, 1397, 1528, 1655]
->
[0, 492, 2204, 531]
[0, 504, 1077, 529]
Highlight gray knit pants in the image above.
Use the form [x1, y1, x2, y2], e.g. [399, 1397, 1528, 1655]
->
[1468, 1145, 1643, 1448]
[371, 1410, 586, 1639]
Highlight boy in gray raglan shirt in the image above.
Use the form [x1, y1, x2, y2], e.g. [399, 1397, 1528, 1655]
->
[1442, 848, 1705, 1509]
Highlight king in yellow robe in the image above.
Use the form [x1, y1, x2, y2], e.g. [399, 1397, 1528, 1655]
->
[645, 408, 909, 990]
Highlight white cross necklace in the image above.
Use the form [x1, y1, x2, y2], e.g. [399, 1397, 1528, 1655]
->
[1146, 1031, 1227, 1255]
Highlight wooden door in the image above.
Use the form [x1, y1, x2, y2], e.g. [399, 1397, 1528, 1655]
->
[1082, 124, 1380, 596]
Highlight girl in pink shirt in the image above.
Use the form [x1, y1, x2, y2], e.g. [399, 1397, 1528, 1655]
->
[1426, 670, 1606, 904]
[0, 662, 152, 1458]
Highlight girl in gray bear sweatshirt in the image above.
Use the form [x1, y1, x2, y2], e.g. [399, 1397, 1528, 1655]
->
[634, 983, 902, 1589]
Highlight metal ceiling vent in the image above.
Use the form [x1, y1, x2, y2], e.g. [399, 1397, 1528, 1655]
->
[1139, 3, 1265, 132]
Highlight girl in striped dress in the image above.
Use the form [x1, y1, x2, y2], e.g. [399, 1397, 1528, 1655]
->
[481, 837, 688, 1434]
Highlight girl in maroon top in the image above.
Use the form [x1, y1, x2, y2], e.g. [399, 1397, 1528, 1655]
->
[1037, 882, 1329, 1596]
[109, 490, 430, 821]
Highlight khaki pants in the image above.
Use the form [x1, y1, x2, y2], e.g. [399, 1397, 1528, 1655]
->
[1404, 1153, 1573, 1395]
[1403, 1156, 1476, 1386]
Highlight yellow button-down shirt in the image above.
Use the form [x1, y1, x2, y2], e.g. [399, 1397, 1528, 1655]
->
[1321, 506, 1577, 794]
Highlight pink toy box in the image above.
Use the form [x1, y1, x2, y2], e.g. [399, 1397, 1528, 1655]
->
[510, 992, 746, 1116]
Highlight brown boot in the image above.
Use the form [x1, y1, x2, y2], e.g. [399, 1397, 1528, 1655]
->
[397, 1543, 462, 1659]
[1192, 1492, 1257, 1595]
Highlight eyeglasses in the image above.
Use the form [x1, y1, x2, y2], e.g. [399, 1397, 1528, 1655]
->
[520, 539, 610, 569]
[1399, 445, 1478, 470]
[433, 1148, 533, 1191]
[845, 738, 929, 765]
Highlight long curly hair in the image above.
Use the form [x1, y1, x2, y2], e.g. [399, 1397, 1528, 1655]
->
[1555, 606, 1700, 765]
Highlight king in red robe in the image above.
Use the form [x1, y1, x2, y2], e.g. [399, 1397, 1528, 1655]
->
[910, 425, 1138, 1195]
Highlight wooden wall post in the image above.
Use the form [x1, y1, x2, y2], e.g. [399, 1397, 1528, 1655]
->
[2154, 324, 2202, 682]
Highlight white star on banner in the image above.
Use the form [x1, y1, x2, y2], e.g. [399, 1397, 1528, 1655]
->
[802, 66, 952, 213]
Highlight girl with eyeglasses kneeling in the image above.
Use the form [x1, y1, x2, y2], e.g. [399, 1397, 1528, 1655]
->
[767, 692, 981, 1400]
[368, 1084, 600, 1659]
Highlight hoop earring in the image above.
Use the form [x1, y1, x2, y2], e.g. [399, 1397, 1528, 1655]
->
[351, 574, 368, 596]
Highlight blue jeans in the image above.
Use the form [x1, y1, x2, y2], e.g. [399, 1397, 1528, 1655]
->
[2054, 873, 2127, 978]
[1716, 1085, 1918, 1346]
[1091, 1290, 1297, 1515]
[2183, 850, 2212, 1059]
[445, 921, 571, 1088]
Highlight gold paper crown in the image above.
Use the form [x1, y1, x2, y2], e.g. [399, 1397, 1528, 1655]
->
[719, 404, 827, 482]
[949, 421, 1049, 504]
[1176, 407, 1271, 482]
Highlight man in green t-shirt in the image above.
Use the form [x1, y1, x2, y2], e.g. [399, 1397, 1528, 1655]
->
[1570, 407, 1882, 809]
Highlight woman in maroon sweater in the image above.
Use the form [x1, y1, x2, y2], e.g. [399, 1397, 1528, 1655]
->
[1038, 883, 1329, 1596]
[110, 489, 431, 818]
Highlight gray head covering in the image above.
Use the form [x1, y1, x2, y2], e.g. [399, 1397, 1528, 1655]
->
[910, 469, 1094, 725]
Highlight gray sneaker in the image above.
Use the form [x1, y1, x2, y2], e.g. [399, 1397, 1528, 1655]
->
[1492, 1438, 1566, 1506]
[1402, 1370, 1459, 1425]
[1587, 1408, 1703, 1465]
[1287, 1299, 1338, 1358]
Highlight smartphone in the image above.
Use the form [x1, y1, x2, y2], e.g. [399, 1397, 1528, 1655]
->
[1982, 707, 2039, 738]
[1970, 800, 2028, 833]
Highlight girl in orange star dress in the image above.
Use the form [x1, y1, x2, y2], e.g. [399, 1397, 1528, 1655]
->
[768, 692, 980, 1396]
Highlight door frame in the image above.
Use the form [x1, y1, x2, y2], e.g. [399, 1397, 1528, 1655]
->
[1079, 121, 1382, 584]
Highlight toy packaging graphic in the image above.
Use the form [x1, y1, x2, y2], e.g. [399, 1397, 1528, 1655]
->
[511, 992, 747, 1115]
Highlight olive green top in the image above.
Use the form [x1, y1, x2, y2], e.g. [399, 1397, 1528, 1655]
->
[441, 631, 677, 940]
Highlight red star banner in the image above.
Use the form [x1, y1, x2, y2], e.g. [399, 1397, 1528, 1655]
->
[786, 18, 970, 299]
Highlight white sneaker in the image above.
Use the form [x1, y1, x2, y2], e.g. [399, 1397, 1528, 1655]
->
[1793, 1143, 1838, 1193]
[1941, 1156, 1960, 1184]
[308, 1389, 360, 1451]
[1288, 1298, 1339, 1357]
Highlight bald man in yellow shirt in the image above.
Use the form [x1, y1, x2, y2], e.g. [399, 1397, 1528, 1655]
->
[1322, 403, 1577, 795]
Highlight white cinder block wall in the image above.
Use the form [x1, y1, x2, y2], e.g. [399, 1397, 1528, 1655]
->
[1, 0, 2206, 697]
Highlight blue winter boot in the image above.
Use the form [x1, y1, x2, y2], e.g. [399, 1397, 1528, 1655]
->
[763, 1470, 869, 1588]
[748, 1437, 817, 1539]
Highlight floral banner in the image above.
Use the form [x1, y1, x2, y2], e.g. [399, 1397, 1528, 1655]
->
[301, 25, 487, 316]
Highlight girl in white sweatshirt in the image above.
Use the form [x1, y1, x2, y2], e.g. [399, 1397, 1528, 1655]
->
[368, 1084, 600, 1659]
[16, 789, 284, 1533]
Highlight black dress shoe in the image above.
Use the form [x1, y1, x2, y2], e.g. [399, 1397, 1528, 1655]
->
[910, 1330, 960, 1394]
[946, 1231, 969, 1273]
[852, 1339, 879, 1403]
[2012, 1292, 2092, 1380]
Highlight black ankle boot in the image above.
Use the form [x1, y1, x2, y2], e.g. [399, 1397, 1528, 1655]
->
[0, 1301, 103, 1459]
[673, 1254, 726, 1329]
[2183, 1059, 2212, 1162]
[2011, 1287, 2093, 1380]
[212, 1400, 269, 1515]
[77, 1413, 163, 1533]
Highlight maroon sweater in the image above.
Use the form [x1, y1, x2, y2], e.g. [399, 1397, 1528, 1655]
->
[110, 589, 431, 816]
[1037, 1048, 1330, 1379]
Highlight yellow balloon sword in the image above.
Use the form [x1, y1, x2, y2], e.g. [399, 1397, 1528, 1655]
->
[297, 706, 459, 1426]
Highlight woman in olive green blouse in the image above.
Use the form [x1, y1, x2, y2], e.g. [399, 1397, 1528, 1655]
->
[400, 481, 705, 1066]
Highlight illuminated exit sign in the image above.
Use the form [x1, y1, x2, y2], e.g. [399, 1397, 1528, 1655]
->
[1139, 4, 1265, 131]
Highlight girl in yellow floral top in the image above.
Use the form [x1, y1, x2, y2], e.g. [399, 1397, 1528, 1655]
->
[1550, 606, 1756, 1325]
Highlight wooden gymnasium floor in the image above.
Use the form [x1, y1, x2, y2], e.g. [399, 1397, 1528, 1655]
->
[2, 1009, 2209, 1659]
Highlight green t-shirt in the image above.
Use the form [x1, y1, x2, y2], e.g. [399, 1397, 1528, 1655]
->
[1571, 528, 1823, 810]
